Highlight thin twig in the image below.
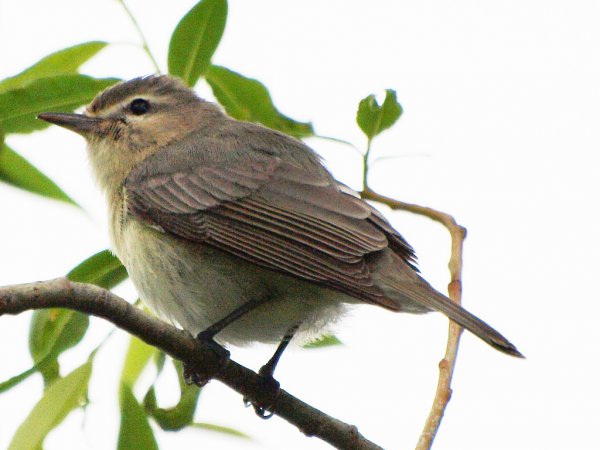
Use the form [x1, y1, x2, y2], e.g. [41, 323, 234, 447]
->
[360, 187, 467, 450]
[0, 278, 382, 450]
[362, 139, 373, 190]
[116, 0, 161, 73]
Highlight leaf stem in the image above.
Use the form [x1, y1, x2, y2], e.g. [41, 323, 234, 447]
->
[116, 0, 161, 73]
[362, 138, 373, 190]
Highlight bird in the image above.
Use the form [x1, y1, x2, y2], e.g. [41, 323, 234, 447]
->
[38, 75, 522, 410]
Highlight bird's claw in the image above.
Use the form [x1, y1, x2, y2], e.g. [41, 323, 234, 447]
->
[183, 332, 230, 387]
[243, 368, 281, 419]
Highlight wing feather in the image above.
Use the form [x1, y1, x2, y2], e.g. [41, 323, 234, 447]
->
[125, 134, 416, 308]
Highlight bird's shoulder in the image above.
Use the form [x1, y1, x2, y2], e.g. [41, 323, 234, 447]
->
[124, 119, 341, 212]
[127, 119, 326, 181]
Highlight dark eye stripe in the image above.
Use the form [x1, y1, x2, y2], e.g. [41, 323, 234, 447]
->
[130, 98, 150, 115]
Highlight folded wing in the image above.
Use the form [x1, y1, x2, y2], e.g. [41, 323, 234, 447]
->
[125, 135, 416, 309]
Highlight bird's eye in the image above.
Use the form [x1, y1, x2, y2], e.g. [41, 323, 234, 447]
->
[129, 98, 150, 115]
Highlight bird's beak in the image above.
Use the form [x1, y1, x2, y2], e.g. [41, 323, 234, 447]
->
[37, 112, 100, 136]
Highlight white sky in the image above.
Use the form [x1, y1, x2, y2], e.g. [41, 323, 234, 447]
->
[1, 1, 599, 449]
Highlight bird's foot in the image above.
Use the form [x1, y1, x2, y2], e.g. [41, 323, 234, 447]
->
[243, 365, 281, 419]
[183, 330, 230, 387]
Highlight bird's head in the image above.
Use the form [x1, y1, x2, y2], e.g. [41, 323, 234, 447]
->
[39, 75, 223, 192]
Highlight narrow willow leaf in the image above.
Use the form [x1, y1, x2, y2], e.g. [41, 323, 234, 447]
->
[118, 383, 159, 450]
[0, 41, 107, 93]
[8, 360, 92, 450]
[0, 367, 37, 393]
[29, 250, 126, 363]
[28, 309, 89, 385]
[28, 308, 89, 361]
[0, 75, 118, 134]
[154, 350, 166, 376]
[303, 334, 343, 349]
[143, 361, 200, 431]
[121, 336, 155, 387]
[67, 249, 128, 288]
[168, 0, 227, 86]
[206, 65, 314, 138]
[0, 142, 77, 205]
[356, 89, 402, 140]
[0, 356, 56, 393]
[27, 250, 126, 386]
[190, 422, 250, 439]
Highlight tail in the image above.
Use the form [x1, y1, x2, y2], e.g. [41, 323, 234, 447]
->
[387, 281, 524, 358]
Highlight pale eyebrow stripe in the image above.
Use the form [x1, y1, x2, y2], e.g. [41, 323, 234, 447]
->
[86, 95, 163, 117]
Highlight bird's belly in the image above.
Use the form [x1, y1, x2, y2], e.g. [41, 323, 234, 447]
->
[115, 220, 351, 346]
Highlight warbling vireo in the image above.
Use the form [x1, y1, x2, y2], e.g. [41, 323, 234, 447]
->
[38, 75, 522, 394]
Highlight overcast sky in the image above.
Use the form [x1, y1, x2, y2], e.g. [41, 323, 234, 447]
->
[1, 1, 599, 449]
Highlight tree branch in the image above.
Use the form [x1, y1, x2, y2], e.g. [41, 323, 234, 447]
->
[0, 278, 382, 450]
[360, 187, 466, 450]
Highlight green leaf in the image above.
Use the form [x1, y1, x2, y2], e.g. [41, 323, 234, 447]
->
[303, 334, 343, 349]
[0, 357, 57, 393]
[154, 350, 166, 376]
[1, 249, 126, 392]
[121, 336, 155, 387]
[143, 361, 200, 431]
[206, 65, 314, 138]
[118, 383, 159, 450]
[27, 306, 89, 360]
[0, 41, 107, 93]
[27, 250, 126, 385]
[67, 249, 128, 288]
[168, 0, 228, 86]
[356, 89, 402, 140]
[0, 367, 37, 393]
[29, 250, 126, 363]
[8, 360, 92, 450]
[0, 142, 77, 205]
[29, 309, 89, 385]
[190, 422, 250, 439]
[0, 75, 118, 134]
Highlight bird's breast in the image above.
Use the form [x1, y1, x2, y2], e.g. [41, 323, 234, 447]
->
[111, 211, 351, 346]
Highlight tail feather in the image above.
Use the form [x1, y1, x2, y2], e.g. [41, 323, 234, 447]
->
[391, 282, 524, 358]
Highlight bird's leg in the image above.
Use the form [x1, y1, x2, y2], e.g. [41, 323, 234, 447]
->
[259, 324, 299, 379]
[184, 296, 268, 387]
[196, 296, 268, 343]
[245, 324, 300, 419]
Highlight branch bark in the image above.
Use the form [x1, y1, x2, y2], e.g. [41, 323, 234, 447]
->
[360, 187, 466, 450]
[0, 278, 382, 450]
